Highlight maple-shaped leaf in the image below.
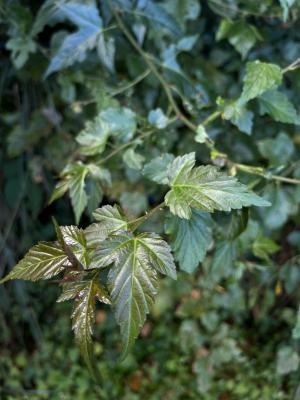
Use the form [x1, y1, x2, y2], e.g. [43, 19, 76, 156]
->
[57, 271, 110, 374]
[92, 231, 176, 357]
[165, 153, 270, 219]
[0, 242, 68, 283]
[45, 3, 103, 76]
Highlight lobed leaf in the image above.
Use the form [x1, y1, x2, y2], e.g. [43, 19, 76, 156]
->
[165, 153, 270, 219]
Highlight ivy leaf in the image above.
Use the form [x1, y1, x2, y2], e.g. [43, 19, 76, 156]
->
[165, 153, 270, 219]
[92, 231, 176, 357]
[258, 90, 300, 124]
[165, 211, 212, 273]
[85, 205, 128, 247]
[143, 153, 175, 184]
[0, 242, 67, 283]
[57, 271, 110, 374]
[239, 61, 283, 104]
[216, 19, 262, 59]
[76, 114, 110, 156]
[100, 107, 136, 142]
[45, 3, 103, 76]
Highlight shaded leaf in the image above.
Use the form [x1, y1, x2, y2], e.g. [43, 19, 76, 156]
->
[216, 19, 262, 59]
[258, 90, 300, 124]
[76, 114, 110, 156]
[143, 153, 174, 184]
[100, 107, 136, 142]
[165, 210, 212, 273]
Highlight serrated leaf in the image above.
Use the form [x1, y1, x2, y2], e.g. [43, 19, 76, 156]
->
[258, 90, 300, 124]
[143, 153, 175, 184]
[45, 3, 103, 76]
[216, 19, 262, 59]
[85, 205, 128, 247]
[239, 61, 283, 104]
[92, 231, 175, 357]
[165, 211, 212, 273]
[0, 242, 67, 283]
[165, 153, 270, 219]
[76, 114, 110, 156]
[58, 271, 110, 374]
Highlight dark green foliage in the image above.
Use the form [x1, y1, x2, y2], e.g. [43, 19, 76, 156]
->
[1, 0, 300, 397]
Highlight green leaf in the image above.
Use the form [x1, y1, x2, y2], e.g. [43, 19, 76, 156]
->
[165, 153, 270, 219]
[258, 90, 300, 124]
[100, 107, 136, 142]
[258, 132, 295, 165]
[216, 19, 262, 59]
[252, 236, 280, 262]
[292, 307, 300, 339]
[195, 125, 209, 143]
[211, 240, 237, 280]
[279, 0, 295, 22]
[57, 271, 110, 374]
[277, 346, 300, 375]
[239, 61, 283, 104]
[143, 153, 174, 184]
[48, 179, 69, 204]
[165, 211, 212, 273]
[262, 184, 297, 230]
[123, 148, 145, 170]
[223, 101, 254, 135]
[66, 163, 89, 224]
[45, 3, 103, 76]
[6, 37, 37, 69]
[0, 242, 67, 283]
[76, 114, 110, 156]
[85, 205, 128, 247]
[148, 108, 169, 129]
[92, 231, 176, 357]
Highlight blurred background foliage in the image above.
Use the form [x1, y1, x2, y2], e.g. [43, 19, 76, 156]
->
[1, 0, 300, 398]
